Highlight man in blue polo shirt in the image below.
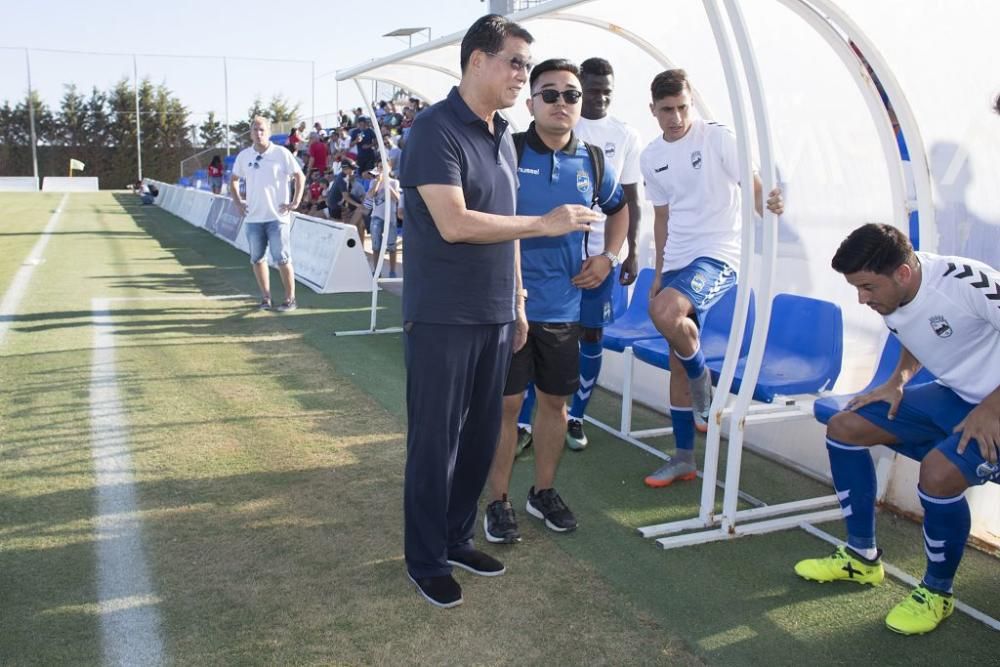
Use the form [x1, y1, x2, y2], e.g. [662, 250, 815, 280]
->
[483, 58, 628, 543]
[398, 17, 600, 609]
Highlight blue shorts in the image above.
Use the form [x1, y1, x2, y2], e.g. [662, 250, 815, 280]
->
[851, 382, 1000, 486]
[660, 257, 737, 324]
[370, 216, 398, 253]
[579, 270, 617, 329]
[246, 220, 291, 265]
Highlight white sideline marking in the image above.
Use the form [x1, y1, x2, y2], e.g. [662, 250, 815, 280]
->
[0, 193, 69, 346]
[101, 294, 252, 303]
[90, 298, 166, 666]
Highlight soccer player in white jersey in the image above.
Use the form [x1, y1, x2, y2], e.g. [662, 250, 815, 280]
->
[795, 223, 1000, 635]
[639, 69, 783, 487]
[514, 57, 643, 453]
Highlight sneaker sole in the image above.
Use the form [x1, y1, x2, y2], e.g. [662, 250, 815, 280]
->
[406, 573, 463, 609]
[565, 438, 588, 451]
[447, 559, 506, 577]
[794, 572, 884, 586]
[482, 514, 521, 544]
[644, 470, 698, 488]
[885, 621, 937, 636]
[525, 501, 577, 533]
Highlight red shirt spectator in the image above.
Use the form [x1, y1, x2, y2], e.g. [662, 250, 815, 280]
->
[308, 139, 329, 173]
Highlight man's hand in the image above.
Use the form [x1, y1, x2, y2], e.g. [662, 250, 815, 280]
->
[648, 272, 662, 302]
[572, 255, 613, 290]
[954, 401, 1000, 464]
[513, 305, 529, 353]
[846, 378, 906, 419]
[619, 251, 638, 286]
[234, 200, 248, 218]
[279, 202, 298, 214]
[539, 204, 600, 237]
[766, 187, 784, 216]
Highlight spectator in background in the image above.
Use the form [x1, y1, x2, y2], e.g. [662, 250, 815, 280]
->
[365, 160, 400, 278]
[387, 135, 404, 175]
[307, 133, 329, 175]
[208, 155, 224, 195]
[344, 164, 371, 243]
[327, 159, 356, 221]
[352, 117, 379, 172]
[230, 115, 305, 312]
[287, 126, 302, 155]
[303, 171, 327, 215]
[295, 121, 309, 162]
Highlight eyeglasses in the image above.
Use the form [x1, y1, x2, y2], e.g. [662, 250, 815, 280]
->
[532, 89, 583, 105]
[486, 52, 533, 74]
[250, 154, 263, 169]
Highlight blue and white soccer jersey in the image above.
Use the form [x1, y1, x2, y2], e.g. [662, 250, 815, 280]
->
[851, 252, 1000, 485]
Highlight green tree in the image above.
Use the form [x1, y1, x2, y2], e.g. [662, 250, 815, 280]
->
[198, 111, 225, 147]
[267, 95, 301, 127]
[83, 86, 110, 147]
[230, 97, 267, 146]
[55, 84, 88, 146]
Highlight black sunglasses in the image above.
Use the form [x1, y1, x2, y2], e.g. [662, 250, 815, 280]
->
[532, 89, 582, 105]
[250, 154, 263, 169]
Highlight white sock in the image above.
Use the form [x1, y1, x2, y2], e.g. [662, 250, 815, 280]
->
[852, 546, 878, 561]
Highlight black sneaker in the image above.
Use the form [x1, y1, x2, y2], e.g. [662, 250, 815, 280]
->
[258, 297, 272, 310]
[447, 549, 505, 577]
[407, 572, 463, 609]
[483, 498, 521, 544]
[276, 299, 297, 312]
[526, 486, 577, 533]
[565, 418, 589, 451]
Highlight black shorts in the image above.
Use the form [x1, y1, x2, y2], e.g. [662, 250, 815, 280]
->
[504, 322, 581, 397]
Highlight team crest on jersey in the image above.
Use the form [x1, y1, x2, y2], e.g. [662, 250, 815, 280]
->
[603, 302, 612, 322]
[691, 151, 703, 169]
[929, 315, 953, 338]
[604, 141, 616, 158]
[690, 272, 707, 294]
[576, 169, 591, 193]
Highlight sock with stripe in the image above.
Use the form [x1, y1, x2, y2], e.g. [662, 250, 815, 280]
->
[569, 339, 603, 420]
[918, 487, 970, 594]
[827, 437, 878, 558]
[670, 406, 695, 462]
[676, 342, 706, 380]
[517, 384, 536, 430]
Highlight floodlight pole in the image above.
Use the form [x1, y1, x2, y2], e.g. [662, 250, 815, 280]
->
[24, 49, 39, 187]
[133, 54, 143, 182]
[223, 57, 231, 156]
[311, 61, 316, 126]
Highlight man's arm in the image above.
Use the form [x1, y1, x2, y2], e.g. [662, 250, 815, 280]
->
[752, 174, 784, 217]
[572, 205, 629, 290]
[846, 343, 922, 418]
[416, 184, 599, 244]
[649, 204, 669, 298]
[620, 183, 642, 285]
[512, 240, 528, 352]
[229, 173, 247, 216]
[286, 171, 306, 212]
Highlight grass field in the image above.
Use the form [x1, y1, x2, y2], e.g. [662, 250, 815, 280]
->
[1, 191, 997, 666]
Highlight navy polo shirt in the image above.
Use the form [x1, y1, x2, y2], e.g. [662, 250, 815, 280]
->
[517, 123, 625, 323]
[399, 86, 518, 324]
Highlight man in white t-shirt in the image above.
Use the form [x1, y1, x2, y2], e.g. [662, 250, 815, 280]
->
[639, 69, 783, 487]
[795, 223, 1000, 635]
[514, 57, 643, 454]
[230, 116, 306, 311]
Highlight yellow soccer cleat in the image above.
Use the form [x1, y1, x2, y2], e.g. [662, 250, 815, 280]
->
[794, 545, 885, 585]
[885, 585, 954, 635]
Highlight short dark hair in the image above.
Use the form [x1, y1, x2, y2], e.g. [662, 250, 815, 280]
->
[994, 92, 1000, 115]
[459, 14, 533, 73]
[650, 69, 692, 101]
[580, 57, 614, 78]
[529, 58, 580, 91]
[831, 223, 916, 275]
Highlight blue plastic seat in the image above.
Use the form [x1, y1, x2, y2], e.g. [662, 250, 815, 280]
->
[602, 268, 660, 352]
[714, 293, 844, 403]
[814, 334, 937, 425]
[632, 287, 756, 370]
[612, 278, 629, 320]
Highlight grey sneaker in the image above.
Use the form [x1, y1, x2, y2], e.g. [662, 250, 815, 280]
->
[515, 426, 533, 456]
[565, 418, 588, 451]
[258, 297, 272, 310]
[276, 299, 298, 312]
[688, 369, 712, 431]
[643, 459, 698, 488]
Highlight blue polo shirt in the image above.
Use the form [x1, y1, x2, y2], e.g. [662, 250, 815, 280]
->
[399, 87, 518, 324]
[517, 123, 625, 323]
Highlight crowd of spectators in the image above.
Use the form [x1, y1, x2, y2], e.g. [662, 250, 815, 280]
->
[285, 95, 425, 275]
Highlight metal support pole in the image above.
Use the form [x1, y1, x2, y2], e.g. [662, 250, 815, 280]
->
[133, 54, 143, 182]
[24, 49, 39, 187]
[223, 57, 231, 156]
[311, 61, 316, 126]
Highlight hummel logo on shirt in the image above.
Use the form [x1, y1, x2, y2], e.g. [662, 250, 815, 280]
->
[518, 167, 540, 175]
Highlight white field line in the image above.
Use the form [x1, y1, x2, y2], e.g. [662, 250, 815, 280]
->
[0, 193, 69, 346]
[90, 297, 166, 666]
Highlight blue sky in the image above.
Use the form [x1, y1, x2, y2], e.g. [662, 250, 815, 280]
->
[0, 0, 488, 125]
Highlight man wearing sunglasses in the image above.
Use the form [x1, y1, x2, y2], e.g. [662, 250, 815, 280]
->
[484, 58, 628, 545]
[230, 115, 305, 311]
[399, 16, 600, 609]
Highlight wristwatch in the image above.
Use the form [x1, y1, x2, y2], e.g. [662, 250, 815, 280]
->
[516, 288, 529, 300]
[600, 251, 620, 268]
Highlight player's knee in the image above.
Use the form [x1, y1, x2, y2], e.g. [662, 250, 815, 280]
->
[581, 327, 602, 344]
[918, 450, 968, 496]
[649, 299, 685, 334]
[536, 391, 567, 415]
[826, 411, 871, 445]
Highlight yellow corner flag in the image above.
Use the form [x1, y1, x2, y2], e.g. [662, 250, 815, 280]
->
[69, 158, 85, 175]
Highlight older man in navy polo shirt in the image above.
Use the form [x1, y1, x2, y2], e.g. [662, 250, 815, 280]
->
[399, 14, 600, 608]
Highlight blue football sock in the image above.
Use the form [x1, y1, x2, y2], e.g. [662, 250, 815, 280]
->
[826, 437, 877, 553]
[670, 405, 695, 453]
[569, 340, 603, 420]
[518, 384, 536, 428]
[676, 343, 706, 380]
[918, 487, 970, 594]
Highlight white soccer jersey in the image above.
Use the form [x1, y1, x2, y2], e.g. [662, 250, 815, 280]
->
[640, 118, 742, 271]
[232, 143, 303, 224]
[575, 115, 641, 258]
[885, 252, 1000, 404]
